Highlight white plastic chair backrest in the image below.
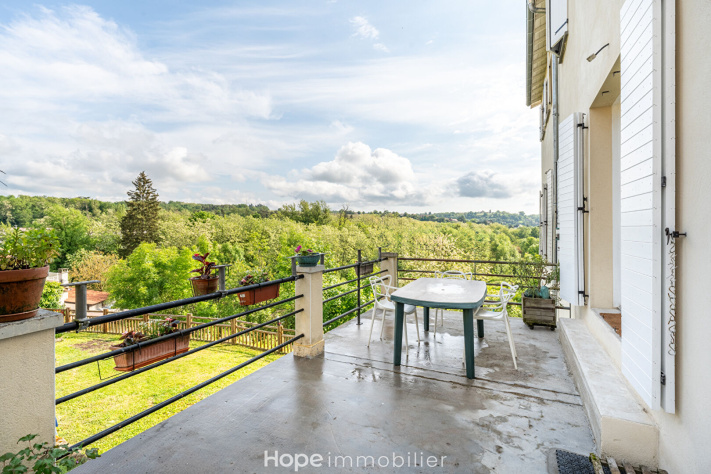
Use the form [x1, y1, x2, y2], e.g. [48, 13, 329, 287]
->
[498, 282, 519, 311]
[436, 270, 470, 280]
[369, 275, 392, 301]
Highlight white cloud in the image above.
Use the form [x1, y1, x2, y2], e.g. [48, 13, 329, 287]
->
[264, 142, 432, 206]
[373, 43, 390, 53]
[350, 16, 379, 40]
[457, 171, 512, 198]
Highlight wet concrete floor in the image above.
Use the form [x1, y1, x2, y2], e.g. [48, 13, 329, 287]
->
[74, 309, 595, 473]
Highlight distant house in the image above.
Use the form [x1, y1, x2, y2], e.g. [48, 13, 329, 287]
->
[65, 288, 110, 312]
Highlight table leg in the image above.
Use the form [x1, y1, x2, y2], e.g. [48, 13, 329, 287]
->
[423, 307, 430, 332]
[477, 319, 484, 338]
[394, 302, 404, 366]
[463, 308, 475, 379]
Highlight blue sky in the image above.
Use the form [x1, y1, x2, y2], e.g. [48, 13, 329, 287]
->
[0, 1, 540, 213]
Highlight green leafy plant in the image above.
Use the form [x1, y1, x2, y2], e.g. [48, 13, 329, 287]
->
[0, 434, 99, 474]
[513, 255, 554, 298]
[0, 226, 60, 271]
[39, 281, 64, 309]
[240, 269, 271, 286]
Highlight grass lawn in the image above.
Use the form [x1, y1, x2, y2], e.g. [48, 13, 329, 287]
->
[55, 332, 283, 454]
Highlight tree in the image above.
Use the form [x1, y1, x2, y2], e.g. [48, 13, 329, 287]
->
[66, 249, 120, 290]
[105, 243, 193, 310]
[120, 172, 161, 257]
[41, 205, 93, 268]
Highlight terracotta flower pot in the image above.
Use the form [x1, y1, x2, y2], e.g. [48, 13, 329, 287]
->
[0, 266, 50, 323]
[238, 282, 280, 306]
[111, 334, 191, 371]
[190, 276, 219, 296]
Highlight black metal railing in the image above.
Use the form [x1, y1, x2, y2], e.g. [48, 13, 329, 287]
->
[322, 249, 386, 329]
[398, 257, 570, 311]
[56, 274, 304, 451]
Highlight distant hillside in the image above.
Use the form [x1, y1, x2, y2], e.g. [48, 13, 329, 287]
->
[400, 210, 538, 227]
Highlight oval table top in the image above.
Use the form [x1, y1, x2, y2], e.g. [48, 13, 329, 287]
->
[390, 277, 487, 309]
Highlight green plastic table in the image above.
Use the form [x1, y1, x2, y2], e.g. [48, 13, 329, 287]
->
[390, 278, 487, 379]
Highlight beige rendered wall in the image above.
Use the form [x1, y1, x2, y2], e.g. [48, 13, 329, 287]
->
[0, 313, 61, 454]
[538, 0, 711, 471]
[650, 2, 711, 472]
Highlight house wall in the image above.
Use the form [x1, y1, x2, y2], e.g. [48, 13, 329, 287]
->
[538, 0, 711, 471]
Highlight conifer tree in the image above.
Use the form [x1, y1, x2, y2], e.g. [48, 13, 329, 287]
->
[119, 171, 160, 257]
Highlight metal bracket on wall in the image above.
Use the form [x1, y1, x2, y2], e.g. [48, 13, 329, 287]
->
[665, 227, 687, 244]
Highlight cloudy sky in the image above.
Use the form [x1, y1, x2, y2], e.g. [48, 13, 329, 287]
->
[0, 1, 540, 213]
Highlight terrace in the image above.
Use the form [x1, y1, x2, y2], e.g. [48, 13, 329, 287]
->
[3, 253, 606, 473]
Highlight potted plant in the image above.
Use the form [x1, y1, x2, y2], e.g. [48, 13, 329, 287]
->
[110, 317, 190, 371]
[513, 256, 557, 330]
[237, 269, 280, 306]
[189, 252, 218, 296]
[294, 245, 321, 267]
[0, 226, 59, 323]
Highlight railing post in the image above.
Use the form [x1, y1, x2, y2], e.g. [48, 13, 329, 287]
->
[381, 252, 399, 287]
[356, 249, 362, 325]
[102, 309, 109, 333]
[62, 280, 100, 324]
[293, 263, 325, 358]
[0, 310, 64, 454]
[277, 322, 284, 353]
[186, 313, 193, 342]
[230, 318, 237, 345]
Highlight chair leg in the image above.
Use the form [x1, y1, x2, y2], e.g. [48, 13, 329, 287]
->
[368, 307, 378, 347]
[434, 308, 438, 336]
[413, 311, 420, 343]
[404, 312, 409, 347]
[503, 317, 518, 370]
[380, 308, 388, 339]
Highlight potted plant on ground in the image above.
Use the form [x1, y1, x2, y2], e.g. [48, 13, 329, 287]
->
[237, 269, 280, 306]
[189, 252, 218, 296]
[294, 245, 321, 267]
[110, 317, 190, 371]
[513, 256, 558, 330]
[0, 226, 60, 323]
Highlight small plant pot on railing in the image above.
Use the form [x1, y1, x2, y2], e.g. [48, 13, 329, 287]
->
[357, 262, 374, 276]
[190, 276, 219, 296]
[0, 265, 50, 323]
[111, 334, 191, 371]
[296, 254, 322, 267]
[522, 297, 556, 330]
[238, 282, 281, 306]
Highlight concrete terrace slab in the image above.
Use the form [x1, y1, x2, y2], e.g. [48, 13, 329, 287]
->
[75, 309, 596, 473]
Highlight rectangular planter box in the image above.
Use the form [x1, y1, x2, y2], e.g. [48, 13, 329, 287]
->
[238, 283, 280, 306]
[111, 334, 190, 372]
[357, 262, 374, 277]
[522, 297, 557, 330]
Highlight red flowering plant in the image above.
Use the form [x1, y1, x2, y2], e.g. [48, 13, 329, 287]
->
[240, 269, 271, 287]
[190, 252, 216, 279]
[117, 317, 179, 347]
[294, 245, 315, 256]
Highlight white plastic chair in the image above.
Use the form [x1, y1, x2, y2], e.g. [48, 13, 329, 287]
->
[367, 275, 420, 347]
[467, 282, 519, 369]
[433, 270, 472, 335]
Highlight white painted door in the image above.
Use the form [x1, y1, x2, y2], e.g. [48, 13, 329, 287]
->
[620, 0, 675, 412]
[557, 113, 584, 306]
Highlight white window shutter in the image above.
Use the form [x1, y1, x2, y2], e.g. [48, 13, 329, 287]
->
[620, 0, 675, 412]
[557, 113, 584, 306]
[547, 0, 568, 51]
[539, 190, 547, 258]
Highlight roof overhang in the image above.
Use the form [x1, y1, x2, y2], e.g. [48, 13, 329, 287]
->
[526, 0, 547, 108]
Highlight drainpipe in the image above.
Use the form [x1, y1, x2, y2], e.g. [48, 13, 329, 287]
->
[551, 52, 559, 265]
[528, 0, 545, 14]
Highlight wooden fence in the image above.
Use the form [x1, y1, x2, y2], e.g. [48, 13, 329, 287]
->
[58, 308, 295, 353]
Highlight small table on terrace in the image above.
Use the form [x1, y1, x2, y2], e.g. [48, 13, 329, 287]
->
[390, 278, 487, 379]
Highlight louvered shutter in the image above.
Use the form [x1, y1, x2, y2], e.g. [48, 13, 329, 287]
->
[620, 0, 675, 412]
[557, 113, 584, 306]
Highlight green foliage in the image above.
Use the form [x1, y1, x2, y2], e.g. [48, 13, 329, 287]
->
[407, 210, 538, 227]
[119, 172, 161, 257]
[66, 250, 119, 291]
[105, 243, 194, 310]
[278, 200, 331, 225]
[0, 434, 99, 474]
[512, 254, 554, 298]
[39, 281, 64, 309]
[0, 226, 60, 270]
[38, 206, 92, 268]
[239, 269, 271, 286]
